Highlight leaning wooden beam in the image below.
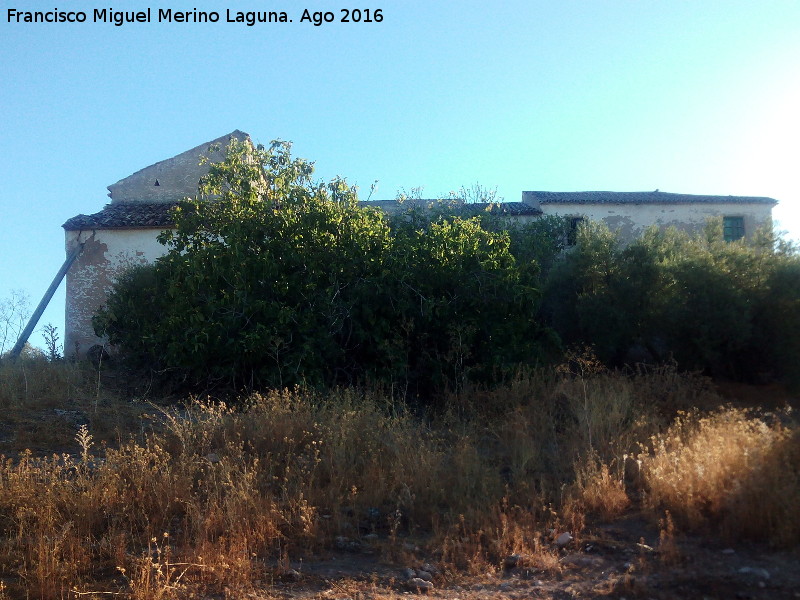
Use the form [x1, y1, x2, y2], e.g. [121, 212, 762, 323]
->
[9, 241, 85, 359]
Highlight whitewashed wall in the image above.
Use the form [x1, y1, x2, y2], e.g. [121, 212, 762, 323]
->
[64, 228, 169, 357]
[538, 202, 773, 242]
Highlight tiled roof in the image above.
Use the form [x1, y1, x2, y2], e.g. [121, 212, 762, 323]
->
[63, 202, 178, 230]
[466, 201, 541, 216]
[361, 199, 542, 216]
[63, 191, 774, 230]
[525, 191, 778, 205]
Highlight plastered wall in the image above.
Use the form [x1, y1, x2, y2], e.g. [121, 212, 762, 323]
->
[64, 228, 168, 356]
[539, 202, 773, 241]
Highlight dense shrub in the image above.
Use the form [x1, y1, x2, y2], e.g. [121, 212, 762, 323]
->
[95, 139, 551, 395]
[544, 220, 800, 384]
[95, 137, 800, 392]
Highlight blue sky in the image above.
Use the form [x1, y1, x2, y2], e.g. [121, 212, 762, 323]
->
[1, 0, 799, 352]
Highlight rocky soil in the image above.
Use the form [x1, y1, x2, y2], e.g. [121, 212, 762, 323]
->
[249, 513, 799, 600]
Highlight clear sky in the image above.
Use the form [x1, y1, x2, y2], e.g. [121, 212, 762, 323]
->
[1, 0, 799, 353]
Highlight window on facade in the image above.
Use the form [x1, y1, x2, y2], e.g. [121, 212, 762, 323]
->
[567, 216, 584, 246]
[723, 216, 745, 242]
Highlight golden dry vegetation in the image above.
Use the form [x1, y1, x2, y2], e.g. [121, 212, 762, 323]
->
[0, 356, 797, 599]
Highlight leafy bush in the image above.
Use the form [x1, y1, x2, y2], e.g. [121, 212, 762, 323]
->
[96, 136, 800, 391]
[543, 219, 800, 384]
[95, 139, 550, 395]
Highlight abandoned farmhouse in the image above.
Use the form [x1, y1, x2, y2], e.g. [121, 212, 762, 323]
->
[62, 131, 778, 356]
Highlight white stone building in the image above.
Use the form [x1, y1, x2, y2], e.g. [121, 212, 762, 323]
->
[62, 130, 248, 356]
[521, 190, 776, 243]
[62, 132, 778, 356]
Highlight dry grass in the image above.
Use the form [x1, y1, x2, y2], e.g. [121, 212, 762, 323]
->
[569, 455, 630, 521]
[0, 357, 157, 458]
[0, 357, 94, 410]
[0, 360, 796, 598]
[638, 406, 800, 547]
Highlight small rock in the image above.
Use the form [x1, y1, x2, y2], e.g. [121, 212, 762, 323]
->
[206, 452, 221, 464]
[403, 567, 417, 579]
[284, 568, 302, 581]
[416, 570, 433, 582]
[402, 542, 420, 552]
[407, 577, 434, 592]
[504, 553, 523, 568]
[421, 562, 439, 575]
[555, 532, 573, 547]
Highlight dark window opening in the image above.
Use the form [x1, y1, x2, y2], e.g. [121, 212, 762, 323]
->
[154, 179, 160, 187]
[723, 216, 745, 241]
[567, 216, 584, 246]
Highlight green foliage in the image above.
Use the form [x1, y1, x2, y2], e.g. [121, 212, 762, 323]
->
[93, 264, 172, 371]
[96, 139, 550, 396]
[96, 136, 800, 392]
[41, 324, 62, 362]
[98, 139, 390, 388]
[382, 216, 544, 392]
[544, 219, 800, 383]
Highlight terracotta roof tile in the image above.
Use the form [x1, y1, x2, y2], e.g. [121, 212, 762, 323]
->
[63, 202, 178, 230]
[525, 191, 777, 205]
[467, 201, 541, 216]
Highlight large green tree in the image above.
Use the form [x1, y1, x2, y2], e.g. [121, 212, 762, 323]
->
[95, 138, 547, 394]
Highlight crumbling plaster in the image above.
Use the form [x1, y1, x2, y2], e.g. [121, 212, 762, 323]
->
[64, 228, 169, 356]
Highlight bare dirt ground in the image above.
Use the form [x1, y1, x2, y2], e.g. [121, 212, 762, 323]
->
[249, 514, 800, 600]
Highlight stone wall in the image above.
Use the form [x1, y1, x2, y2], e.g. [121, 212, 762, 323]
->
[107, 130, 248, 204]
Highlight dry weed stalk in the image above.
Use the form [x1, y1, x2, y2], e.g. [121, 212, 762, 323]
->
[639, 406, 800, 546]
[0, 361, 795, 596]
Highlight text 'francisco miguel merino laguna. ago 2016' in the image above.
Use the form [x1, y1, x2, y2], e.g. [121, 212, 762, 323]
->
[5, 8, 321, 27]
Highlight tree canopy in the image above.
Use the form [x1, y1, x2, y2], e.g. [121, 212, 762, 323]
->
[94, 139, 550, 395]
[95, 137, 800, 395]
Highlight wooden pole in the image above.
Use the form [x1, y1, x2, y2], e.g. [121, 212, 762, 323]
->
[9, 242, 84, 359]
